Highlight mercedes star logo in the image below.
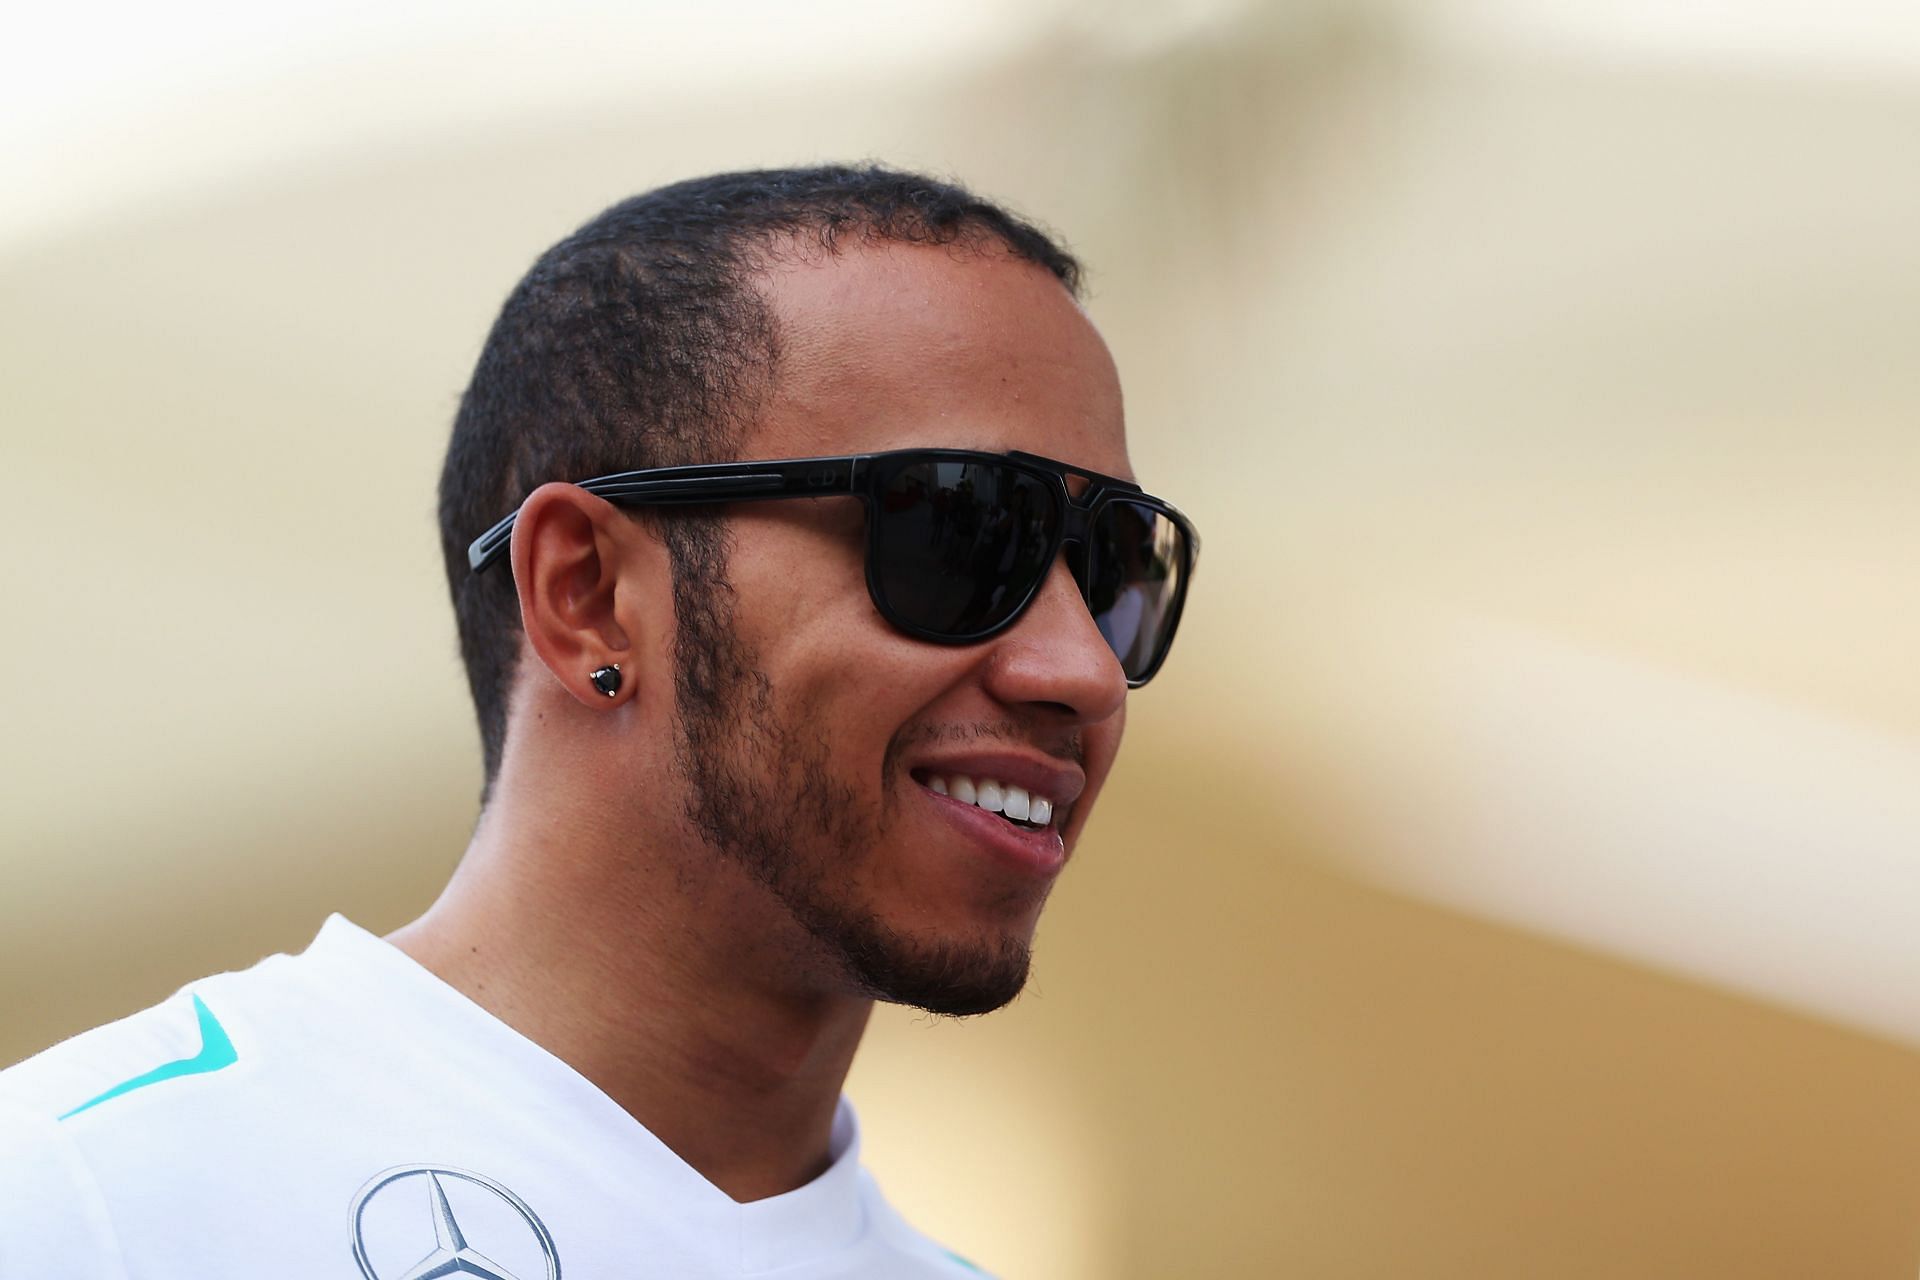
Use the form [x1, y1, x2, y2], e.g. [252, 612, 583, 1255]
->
[349, 1165, 561, 1280]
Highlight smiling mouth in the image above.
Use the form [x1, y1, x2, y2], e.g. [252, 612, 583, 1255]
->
[911, 769, 1055, 832]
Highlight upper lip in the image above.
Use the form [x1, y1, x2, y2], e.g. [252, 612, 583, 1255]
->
[907, 752, 1086, 809]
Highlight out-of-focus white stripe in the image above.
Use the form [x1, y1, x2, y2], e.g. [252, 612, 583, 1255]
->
[1304, 605, 1920, 1047]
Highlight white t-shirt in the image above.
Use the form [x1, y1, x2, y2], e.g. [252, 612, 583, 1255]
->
[0, 915, 992, 1279]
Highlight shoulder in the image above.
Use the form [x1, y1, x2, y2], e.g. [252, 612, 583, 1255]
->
[0, 973, 290, 1280]
[0, 918, 397, 1160]
[0, 1098, 128, 1277]
[0, 915, 401, 1127]
[0, 921, 382, 1275]
[0, 951, 294, 1280]
[0, 963, 270, 1125]
[0, 989, 231, 1123]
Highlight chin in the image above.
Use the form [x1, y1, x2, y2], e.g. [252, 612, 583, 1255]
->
[831, 915, 1037, 1017]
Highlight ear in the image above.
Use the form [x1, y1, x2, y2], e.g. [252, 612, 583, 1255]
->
[509, 482, 654, 708]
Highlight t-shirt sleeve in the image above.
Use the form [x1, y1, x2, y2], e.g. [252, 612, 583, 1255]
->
[0, 1101, 126, 1280]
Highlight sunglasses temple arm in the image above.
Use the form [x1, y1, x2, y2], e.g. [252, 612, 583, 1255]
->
[466, 458, 867, 573]
[468, 515, 517, 572]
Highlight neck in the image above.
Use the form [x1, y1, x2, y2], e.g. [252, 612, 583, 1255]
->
[387, 791, 874, 1203]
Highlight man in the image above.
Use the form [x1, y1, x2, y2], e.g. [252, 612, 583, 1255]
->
[0, 165, 1197, 1277]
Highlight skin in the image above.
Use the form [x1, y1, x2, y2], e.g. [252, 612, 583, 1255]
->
[390, 237, 1135, 1203]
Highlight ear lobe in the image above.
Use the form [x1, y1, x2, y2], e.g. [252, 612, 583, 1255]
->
[509, 482, 646, 708]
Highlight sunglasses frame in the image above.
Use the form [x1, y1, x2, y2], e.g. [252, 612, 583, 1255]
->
[467, 448, 1200, 686]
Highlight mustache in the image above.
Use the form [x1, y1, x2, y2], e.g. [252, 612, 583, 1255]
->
[885, 719, 1085, 769]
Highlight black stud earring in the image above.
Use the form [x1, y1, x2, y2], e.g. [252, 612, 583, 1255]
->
[589, 664, 622, 698]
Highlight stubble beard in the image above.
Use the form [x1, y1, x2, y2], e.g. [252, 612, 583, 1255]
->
[664, 521, 1032, 1017]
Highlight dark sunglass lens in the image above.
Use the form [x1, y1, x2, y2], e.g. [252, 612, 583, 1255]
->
[873, 460, 1058, 636]
[1087, 501, 1188, 679]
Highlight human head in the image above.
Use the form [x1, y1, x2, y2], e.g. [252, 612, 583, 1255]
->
[439, 166, 1142, 1017]
[438, 164, 1084, 804]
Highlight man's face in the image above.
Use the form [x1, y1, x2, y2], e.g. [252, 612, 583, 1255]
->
[668, 240, 1133, 1016]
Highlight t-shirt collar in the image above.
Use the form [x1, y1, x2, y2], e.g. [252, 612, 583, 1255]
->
[305, 913, 869, 1265]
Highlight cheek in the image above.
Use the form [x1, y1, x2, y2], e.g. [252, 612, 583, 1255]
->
[725, 512, 940, 742]
[727, 508, 872, 650]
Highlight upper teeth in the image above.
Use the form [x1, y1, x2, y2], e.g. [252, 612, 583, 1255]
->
[924, 774, 1054, 826]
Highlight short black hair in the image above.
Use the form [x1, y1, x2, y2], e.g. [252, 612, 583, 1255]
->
[437, 163, 1084, 803]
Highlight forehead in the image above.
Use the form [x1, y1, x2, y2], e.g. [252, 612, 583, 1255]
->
[747, 238, 1131, 480]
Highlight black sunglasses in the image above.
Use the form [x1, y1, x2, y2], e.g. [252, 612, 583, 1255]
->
[468, 448, 1199, 686]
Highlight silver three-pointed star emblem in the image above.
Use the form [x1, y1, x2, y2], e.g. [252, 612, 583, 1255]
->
[350, 1165, 561, 1280]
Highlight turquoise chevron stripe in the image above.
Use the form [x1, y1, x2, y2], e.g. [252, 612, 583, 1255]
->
[943, 1249, 987, 1274]
[58, 994, 237, 1121]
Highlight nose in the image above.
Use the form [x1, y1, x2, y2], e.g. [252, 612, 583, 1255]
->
[981, 556, 1129, 723]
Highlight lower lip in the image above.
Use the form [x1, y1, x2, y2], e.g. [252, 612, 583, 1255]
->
[918, 785, 1067, 878]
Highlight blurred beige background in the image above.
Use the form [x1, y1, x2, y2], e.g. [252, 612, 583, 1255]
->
[6, 1, 1920, 1275]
